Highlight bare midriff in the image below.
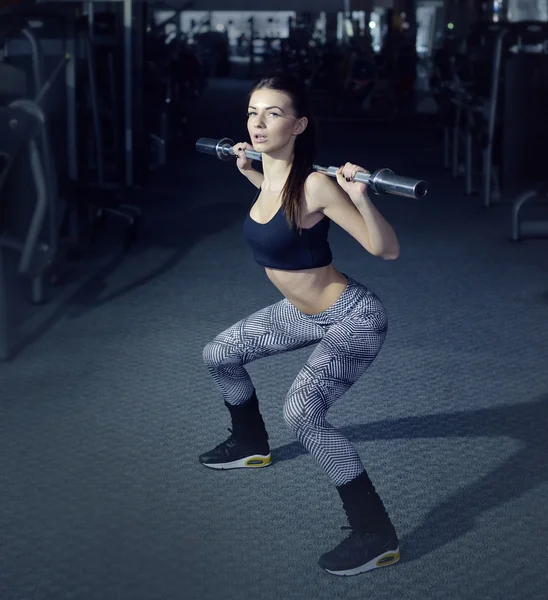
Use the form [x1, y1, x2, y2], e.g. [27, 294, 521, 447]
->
[265, 265, 349, 315]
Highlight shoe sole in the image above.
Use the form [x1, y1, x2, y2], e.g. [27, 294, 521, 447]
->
[321, 547, 400, 577]
[199, 454, 272, 470]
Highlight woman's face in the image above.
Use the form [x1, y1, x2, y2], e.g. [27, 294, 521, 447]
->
[247, 89, 306, 155]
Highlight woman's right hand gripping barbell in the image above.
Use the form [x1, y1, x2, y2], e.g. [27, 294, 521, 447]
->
[232, 142, 254, 172]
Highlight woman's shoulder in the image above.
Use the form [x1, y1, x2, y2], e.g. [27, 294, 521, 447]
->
[304, 170, 336, 195]
[304, 170, 334, 214]
[304, 167, 328, 183]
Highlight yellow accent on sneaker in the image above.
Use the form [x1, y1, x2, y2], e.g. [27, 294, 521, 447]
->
[376, 549, 400, 567]
[244, 455, 272, 467]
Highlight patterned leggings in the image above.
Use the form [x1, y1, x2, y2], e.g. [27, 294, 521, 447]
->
[202, 275, 388, 486]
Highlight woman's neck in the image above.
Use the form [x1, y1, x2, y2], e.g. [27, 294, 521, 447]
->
[261, 152, 293, 193]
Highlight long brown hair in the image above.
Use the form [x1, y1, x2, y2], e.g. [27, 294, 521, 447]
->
[248, 75, 317, 234]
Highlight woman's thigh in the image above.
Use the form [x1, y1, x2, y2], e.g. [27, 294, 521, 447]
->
[205, 298, 325, 366]
[286, 303, 388, 410]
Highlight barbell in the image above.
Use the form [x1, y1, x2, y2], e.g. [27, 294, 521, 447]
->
[195, 137, 428, 199]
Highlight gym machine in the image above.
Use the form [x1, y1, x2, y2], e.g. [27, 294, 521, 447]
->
[447, 21, 548, 209]
[0, 18, 71, 359]
[59, 11, 141, 253]
[38, 0, 142, 188]
[447, 21, 506, 203]
[0, 2, 143, 359]
[506, 24, 548, 241]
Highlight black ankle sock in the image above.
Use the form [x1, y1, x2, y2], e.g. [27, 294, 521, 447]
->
[225, 391, 269, 449]
[336, 471, 396, 537]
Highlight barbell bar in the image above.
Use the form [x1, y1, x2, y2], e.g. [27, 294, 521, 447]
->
[195, 137, 428, 199]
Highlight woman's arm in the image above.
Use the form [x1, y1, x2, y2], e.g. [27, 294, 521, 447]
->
[307, 170, 400, 259]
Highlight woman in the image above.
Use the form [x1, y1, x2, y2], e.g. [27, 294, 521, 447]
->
[200, 75, 401, 577]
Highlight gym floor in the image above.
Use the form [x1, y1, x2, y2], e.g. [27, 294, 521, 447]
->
[1, 78, 547, 600]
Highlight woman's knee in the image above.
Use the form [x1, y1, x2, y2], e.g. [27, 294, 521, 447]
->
[202, 340, 217, 367]
[203, 338, 229, 368]
[202, 335, 245, 370]
[283, 391, 324, 436]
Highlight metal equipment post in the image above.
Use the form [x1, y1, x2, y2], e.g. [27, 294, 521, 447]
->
[0, 248, 8, 360]
[66, 17, 77, 180]
[87, 0, 95, 31]
[484, 30, 506, 207]
[124, 0, 133, 187]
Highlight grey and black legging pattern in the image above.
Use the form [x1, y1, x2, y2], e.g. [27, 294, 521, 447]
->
[202, 276, 388, 487]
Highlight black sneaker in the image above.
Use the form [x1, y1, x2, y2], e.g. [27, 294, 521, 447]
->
[318, 527, 400, 576]
[198, 429, 272, 470]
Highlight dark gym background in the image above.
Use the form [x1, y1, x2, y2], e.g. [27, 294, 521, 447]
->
[1, 1, 547, 599]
